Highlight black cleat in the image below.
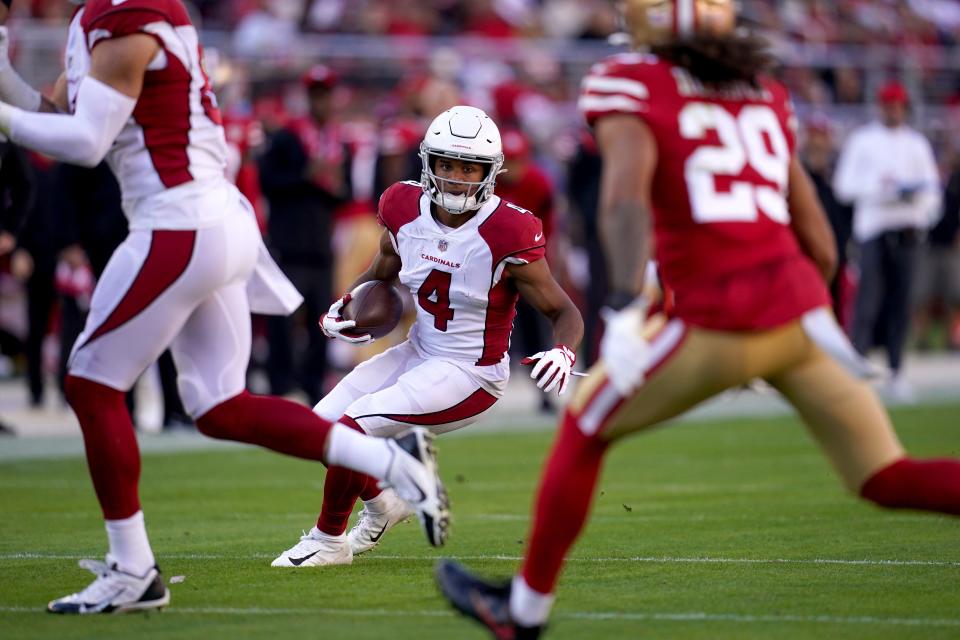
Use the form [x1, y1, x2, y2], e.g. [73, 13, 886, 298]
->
[435, 560, 542, 639]
[385, 428, 450, 547]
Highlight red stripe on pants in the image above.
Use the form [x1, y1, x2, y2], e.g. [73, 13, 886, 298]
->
[356, 388, 497, 426]
[78, 230, 196, 351]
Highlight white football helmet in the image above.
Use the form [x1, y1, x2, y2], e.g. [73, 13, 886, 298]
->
[419, 106, 504, 215]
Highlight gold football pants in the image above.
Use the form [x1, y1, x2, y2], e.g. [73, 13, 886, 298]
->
[571, 316, 904, 492]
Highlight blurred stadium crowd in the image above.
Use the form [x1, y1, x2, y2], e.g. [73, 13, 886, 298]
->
[2, 0, 960, 427]
[23, 1, 960, 44]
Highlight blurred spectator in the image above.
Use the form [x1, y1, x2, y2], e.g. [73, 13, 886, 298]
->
[496, 129, 555, 410]
[912, 157, 960, 350]
[15, 152, 55, 408]
[462, 0, 520, 39]
[258, 65, 347, 404]
[223, 112, 268, 230]
[834, 81, 942, 400]
[565, 130, 605, 366]
[0, 140, 34, 435]
[0, 140, 33, 268]
[231, 0, 300, 57]
[800, 115, 854, 326]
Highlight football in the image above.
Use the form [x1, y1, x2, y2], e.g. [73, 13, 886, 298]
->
[341, 280, 404, 339]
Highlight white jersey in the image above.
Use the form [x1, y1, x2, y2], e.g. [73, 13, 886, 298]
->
[378, 181, 546, 366]
[65, 0, 229, 230]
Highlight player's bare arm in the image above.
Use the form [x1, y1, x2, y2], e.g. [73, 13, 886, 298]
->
[787, 156, 838, 283]
[596, 113, 658, 306]
[42, 74, 68, 112]
[511, 258, 583, 394]
[0, 34, 157, 167]
[509, 259, 583, 352]
[88, 34, 159, 99]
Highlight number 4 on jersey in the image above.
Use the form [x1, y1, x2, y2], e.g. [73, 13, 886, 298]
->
[418, 269, 455, 331]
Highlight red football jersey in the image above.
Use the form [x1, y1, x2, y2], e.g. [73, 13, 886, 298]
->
[579, 53, 829, 330]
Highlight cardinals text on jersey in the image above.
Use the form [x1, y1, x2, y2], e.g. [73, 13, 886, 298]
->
[378, 181, 546, 365]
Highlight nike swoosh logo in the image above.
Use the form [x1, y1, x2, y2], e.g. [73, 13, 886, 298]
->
[80, 589, 124, 613]
[534, 232, 543, 242]
[112, 0, 130, 4]
[369, 522, 389, 543]
[288, 550, 322, 566]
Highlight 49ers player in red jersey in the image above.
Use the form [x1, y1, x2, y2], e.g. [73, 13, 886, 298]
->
[270, 106, 583, 568]
[0, 0, 449, 614]
[436, 1, 960, 637]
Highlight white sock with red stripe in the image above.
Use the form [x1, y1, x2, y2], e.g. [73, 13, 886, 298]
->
[105, 510, 156, 576]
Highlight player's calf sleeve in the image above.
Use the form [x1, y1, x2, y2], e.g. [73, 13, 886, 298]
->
[196, 391, 332, 461]
[64, 374, 142, 520]
[316, 416, 376, 536]
[519, 409, 609, 599]
[860, 457, 960, 515]
[358, 474, 384, 502]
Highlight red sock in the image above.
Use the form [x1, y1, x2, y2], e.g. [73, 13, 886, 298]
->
[520, 409, 609, 594]
[316, 416, 378, 536]
[64, 375, 141, 520]
[358, 475, 384, 502]
[860, 457, 960, 515]
[196, 391, 332, 461]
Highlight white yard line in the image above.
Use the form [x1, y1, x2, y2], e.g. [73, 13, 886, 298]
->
[3, 552, 958, 567]
[0, 605, 958, 628]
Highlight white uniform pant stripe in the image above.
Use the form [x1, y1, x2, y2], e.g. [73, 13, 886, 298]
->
[580, 319, 687, 436]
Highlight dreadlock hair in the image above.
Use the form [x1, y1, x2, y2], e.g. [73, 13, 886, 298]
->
[650, 31, 775, 88]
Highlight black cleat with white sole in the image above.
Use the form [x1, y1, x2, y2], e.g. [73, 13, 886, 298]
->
[47, 557, 170, 615]
[386, 427, 451, 547]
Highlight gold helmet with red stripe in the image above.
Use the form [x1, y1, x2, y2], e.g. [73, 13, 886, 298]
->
[619, 0, 737, 48]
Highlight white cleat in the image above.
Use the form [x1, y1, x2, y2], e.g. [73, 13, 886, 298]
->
[270, 527, 352, 567]
[47, 555, 169, 615]
[348, 487, 415, 556]
[383, 427, 450, 547]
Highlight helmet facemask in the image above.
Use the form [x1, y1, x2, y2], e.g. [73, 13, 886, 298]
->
[419, 145, 503, 215]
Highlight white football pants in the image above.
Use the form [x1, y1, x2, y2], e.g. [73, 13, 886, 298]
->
[314, 340, 507, 437]
[68, 212, 261, 418]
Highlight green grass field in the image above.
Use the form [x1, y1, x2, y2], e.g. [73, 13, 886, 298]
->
[2, 404, 959, 639]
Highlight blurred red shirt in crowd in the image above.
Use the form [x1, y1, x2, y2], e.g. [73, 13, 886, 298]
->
[494, 129, 555, 254]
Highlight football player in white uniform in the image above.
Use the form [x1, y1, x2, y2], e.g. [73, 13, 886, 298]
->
[0, 0, 448, 614]
[271, 106, 584, 567]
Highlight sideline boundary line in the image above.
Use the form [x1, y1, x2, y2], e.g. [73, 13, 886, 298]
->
[3, 552, 958, 567]
[1, 605, 958, 627]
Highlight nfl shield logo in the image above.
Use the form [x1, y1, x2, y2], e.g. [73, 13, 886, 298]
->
[438, 239, 448, 252]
